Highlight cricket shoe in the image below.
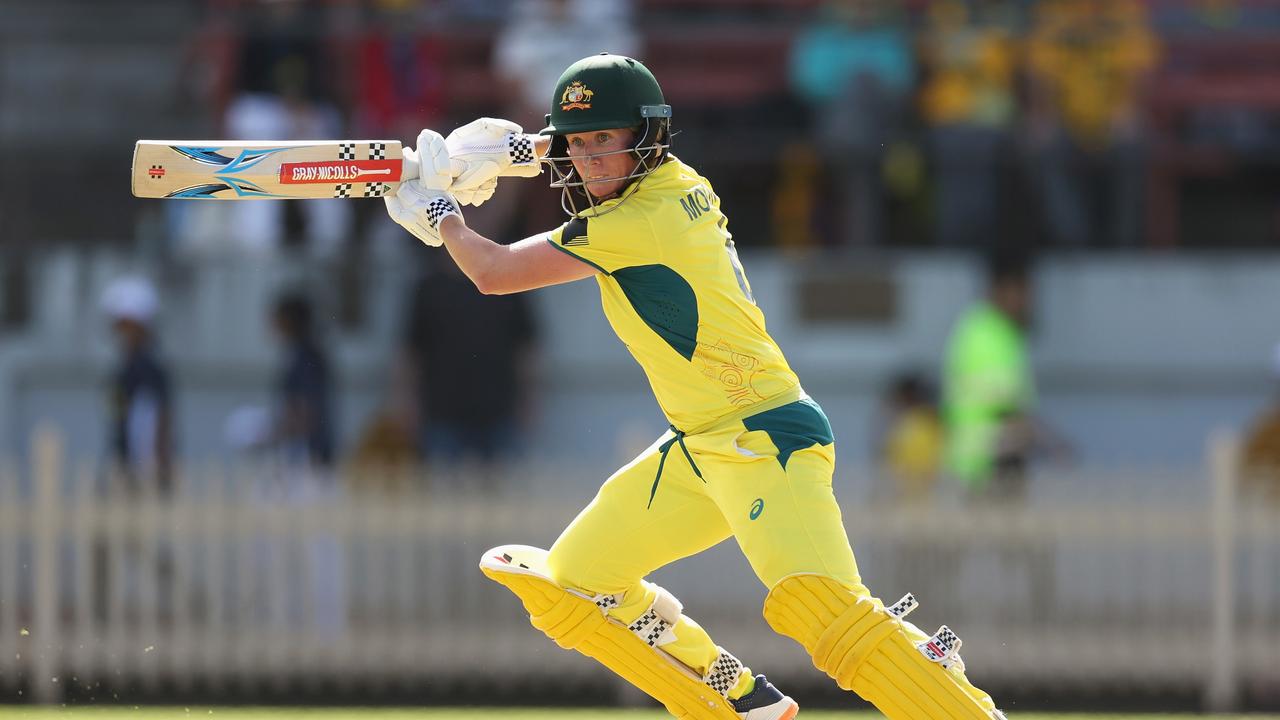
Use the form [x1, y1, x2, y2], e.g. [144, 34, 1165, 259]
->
[730, 674, 799, 720]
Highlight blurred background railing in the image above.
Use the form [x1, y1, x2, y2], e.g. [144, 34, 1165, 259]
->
[3, 428, 1279, 711]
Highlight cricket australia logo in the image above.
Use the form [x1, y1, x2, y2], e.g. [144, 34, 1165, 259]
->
[561, 80, 594, 111]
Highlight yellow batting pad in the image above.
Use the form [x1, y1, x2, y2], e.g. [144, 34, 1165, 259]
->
[763, 574, 999, 720]
[480, 545, 739, 720]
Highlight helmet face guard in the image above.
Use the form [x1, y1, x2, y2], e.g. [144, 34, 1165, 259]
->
[543, 111, 671, 218]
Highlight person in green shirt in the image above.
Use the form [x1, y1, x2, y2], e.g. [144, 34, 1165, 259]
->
[942, 252, 1069, 620]
[942, 252, 1056, 499]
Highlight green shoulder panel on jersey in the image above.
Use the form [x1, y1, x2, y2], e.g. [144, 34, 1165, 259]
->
[612, 264, 699, 361]
[742, 397, 834, 469]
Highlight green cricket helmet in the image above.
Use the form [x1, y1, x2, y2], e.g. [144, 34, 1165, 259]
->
[540, 53, 673, 217]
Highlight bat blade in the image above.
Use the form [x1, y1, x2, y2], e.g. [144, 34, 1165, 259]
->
[132, 140, 404, 200]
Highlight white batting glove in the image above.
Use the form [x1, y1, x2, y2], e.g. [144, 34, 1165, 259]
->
[399, 126, 502, 206]
[406, 128, 452, 191]
[445, 117, 542, 204]
[451, 177, 497, 207]
[384, 180, 461, 248]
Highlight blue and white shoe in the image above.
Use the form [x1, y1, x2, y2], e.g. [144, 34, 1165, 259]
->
[730, 674, 799, 720]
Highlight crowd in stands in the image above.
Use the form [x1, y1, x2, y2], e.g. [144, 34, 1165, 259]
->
[184, 0, 1280, 253]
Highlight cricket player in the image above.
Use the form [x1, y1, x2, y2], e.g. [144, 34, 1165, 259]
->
[385, 53, 1007, 720]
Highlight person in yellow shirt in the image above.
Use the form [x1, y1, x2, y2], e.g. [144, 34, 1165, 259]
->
[383, 53, 1006, 720]
[1240, 343, 1280, 506]
[1026, 0, 1159, 247]
[874, 373, 944, 504]
[917, 0, 1018, 248]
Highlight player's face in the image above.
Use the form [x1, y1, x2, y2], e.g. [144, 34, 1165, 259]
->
[564, 128, 638, 198]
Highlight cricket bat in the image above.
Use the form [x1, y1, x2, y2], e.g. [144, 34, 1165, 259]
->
[131, 140, 407, 200]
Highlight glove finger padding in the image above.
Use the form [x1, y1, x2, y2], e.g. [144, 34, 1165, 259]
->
[384, 182, 460, 248]
[384, 192, 437, 247]
[414, 128, 453, 192]
[452, 177, 497, 207]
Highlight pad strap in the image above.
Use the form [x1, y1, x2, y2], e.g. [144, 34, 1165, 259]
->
[481, 545, 739, 720]
[918, 625, 962, 665]
[887, 593, 963, 670]
[628, 584, 682, 647]
[702, 647, 745, 699]
[886, 593, 919, 619]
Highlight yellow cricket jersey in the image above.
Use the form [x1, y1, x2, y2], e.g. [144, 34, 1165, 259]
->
[547, 156, 800, 433]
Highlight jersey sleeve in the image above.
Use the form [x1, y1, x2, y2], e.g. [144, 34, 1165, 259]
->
[545, 213, 659, 275]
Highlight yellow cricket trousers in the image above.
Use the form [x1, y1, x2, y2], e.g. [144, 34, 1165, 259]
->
[545, 395, 862, 681]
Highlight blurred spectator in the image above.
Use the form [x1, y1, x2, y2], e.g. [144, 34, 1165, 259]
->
[400, 256, 538, 470]
[217, 0, 352, 257]
[101, 276, 173, 494]
[941, 251, 1069, 497]
[492, 0, 639, 130]
[917, 0, 1019, 248]
[98, 275, 175, 624]
[345, 2, 447, 141]
[488, 0, 639, 238]
[341, 2, 454, 263]
[269, 292, 336, 472]
[941, 251, 1068, 617]
[1151, 0, 1280, 35]
[261, 291, 345, 637]
[1239, 342, 1280, 505]
[872, 372, 943, 504]
[1026, 0, 1158, 247]
[790, 0, 915, 246]
[345, 409, 420, 490]
[771, 141, 822, 251]
[870, 371, 950, 605]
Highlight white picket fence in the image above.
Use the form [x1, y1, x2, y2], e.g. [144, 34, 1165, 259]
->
[1, 428, 1277, 710]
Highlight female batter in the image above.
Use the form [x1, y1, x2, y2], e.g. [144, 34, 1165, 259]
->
[385, 53, 1006, 720]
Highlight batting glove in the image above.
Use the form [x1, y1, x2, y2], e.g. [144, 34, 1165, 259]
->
[406, 128, 452, 191]
[399, 126, 502, 206]
[445, 117, 542, 205]
[385, 181, 461, 248]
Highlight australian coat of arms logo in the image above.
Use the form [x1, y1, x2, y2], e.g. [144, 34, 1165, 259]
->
[560, 81, 594, 111]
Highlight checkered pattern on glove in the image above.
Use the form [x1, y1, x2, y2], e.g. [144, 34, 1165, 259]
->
[424, 196, 458, 231]
[383, 180, 460, 248]
[508, 132, 536, 166]
[445, 117, 543, 208]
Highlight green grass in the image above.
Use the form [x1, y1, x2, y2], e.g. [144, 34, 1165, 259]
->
[0, 710, 1278, 720]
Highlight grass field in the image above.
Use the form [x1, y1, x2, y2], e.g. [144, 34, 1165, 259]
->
[1, 710, 1279, 720]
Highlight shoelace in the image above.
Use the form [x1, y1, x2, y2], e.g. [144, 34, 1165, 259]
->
[647, 425, 704, 508]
